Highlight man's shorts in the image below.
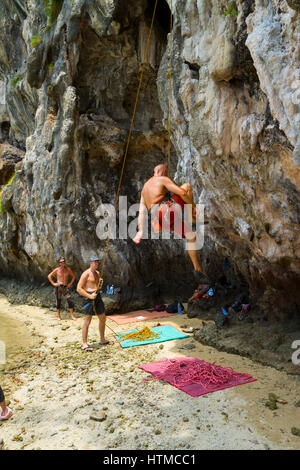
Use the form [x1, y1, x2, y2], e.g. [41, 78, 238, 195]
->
[83, 291, 105, 316]
[54, 285, 74, 309]
[152, 194, 192, 239]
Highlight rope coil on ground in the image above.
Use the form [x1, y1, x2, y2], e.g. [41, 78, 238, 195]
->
[144, 358, 251, 389]
[117, 326, 160, 342]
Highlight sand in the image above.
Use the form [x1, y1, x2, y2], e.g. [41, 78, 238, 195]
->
[0, 294, 299, 450]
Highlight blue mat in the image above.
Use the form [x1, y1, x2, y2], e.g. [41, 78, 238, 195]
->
[114, 325, 190, 348]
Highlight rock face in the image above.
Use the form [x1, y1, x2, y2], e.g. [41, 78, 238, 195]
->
[286, 0, 300, 11]
[157, 0, 300, 316]
[0, 0, 300, 315]
[0, 0, 195, 308]
[0, 143, 24, 185]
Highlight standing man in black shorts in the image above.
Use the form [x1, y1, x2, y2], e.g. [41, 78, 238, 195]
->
[77, 257, 113, 351]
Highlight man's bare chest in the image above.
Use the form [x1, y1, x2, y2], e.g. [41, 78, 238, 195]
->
[57, 268, 69, 278]
[87, 272, 99, 285]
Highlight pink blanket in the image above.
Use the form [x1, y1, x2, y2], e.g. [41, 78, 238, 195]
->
[139, 357, 256, 397]
[107, 310, 176, 325]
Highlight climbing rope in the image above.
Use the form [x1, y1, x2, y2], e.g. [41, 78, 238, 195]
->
[96, 0, 173, 286]
[167, 360, 235, 388]
[91, 3, 174, 338]
[117, 326, 160, 342]
[167, 0, 173, 177]
[143, 358, 253, 389]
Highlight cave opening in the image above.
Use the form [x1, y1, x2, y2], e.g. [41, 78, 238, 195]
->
[184, 61, 200, 80]
[145, 0, 172, 36]
[76, 0, 177, 175]
[0, 121, 10, 142]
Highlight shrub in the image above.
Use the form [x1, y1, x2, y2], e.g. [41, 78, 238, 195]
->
[43, 0, 64, 27]
[222, 2, 238, 17]
[30, 35, 42, 47]
[0, 173, 15, 214]
[10, 74, 23, 88]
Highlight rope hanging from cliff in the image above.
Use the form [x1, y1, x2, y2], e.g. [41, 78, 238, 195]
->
[167, 0, 173, 178]
[97, 0, 173, 285]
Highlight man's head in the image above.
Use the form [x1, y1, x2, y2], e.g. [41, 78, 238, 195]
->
[89, 256, 100, 270]
[58, 257, 66, 266]
[154, 164, 167, 176]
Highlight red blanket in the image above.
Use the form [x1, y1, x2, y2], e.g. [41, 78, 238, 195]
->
[107, 310, 176, 325]
[139, 357, 256, 397]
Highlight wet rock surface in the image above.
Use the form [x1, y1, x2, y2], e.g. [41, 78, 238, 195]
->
[194, 316, 300, 371]
[0, 274, 198, 314]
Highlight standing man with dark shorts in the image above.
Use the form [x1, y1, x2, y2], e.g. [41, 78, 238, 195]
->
[77, 257, 113, 351]
[0, 385, 12, 421]
[48, 257, 77, 320]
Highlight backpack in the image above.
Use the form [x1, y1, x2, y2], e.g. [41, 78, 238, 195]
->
[166, 301, 184, 314]
[153, 304, 166, 312]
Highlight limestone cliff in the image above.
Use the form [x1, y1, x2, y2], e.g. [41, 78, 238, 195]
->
[0, 0, 300, 315]
[157, 0, 300, 316]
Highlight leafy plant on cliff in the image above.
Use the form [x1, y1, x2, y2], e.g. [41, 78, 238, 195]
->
[10, 73, 24, 89]
[30, 35, 42, 47]
[222, 2, 238, 17]
[43, 0, 64, 28]
[0, 173, 15, 215]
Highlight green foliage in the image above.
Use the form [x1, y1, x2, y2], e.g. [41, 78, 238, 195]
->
[222, 2, 238, 17]
[0, 173, 15, 214]
[48, 62, 55, 71]
[30, 35, 42, 47]
[43, 0, 64, 27]
[10, 73, 23, 88]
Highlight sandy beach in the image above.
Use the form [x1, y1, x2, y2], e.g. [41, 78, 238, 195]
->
[0, 294, 300, 450]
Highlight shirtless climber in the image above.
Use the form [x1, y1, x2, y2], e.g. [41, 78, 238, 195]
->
[48, 257, 77, 320]
[77, 257, 113, 351]
[133, 164, 209, 284]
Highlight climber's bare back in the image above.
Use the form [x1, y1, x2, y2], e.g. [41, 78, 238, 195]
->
[141, 176, 171, 210]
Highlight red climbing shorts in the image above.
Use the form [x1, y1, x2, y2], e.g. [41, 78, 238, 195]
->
[152, 194, 192, 239]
